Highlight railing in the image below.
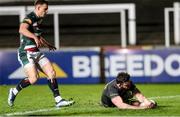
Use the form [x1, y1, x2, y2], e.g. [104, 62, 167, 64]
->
[0, 4, 136, 49]
[0, 6, 25, 22]
[164, 2, 180, 47]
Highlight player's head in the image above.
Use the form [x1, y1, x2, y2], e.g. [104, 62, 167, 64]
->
[116, 72, 131, 89]
[116, 72, 130, 83]
[34, 0, 48, 18]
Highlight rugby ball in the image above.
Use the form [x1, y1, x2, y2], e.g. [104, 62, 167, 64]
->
[140, 100, 157, 107]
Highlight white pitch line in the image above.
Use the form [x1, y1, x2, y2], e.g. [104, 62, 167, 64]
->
[149, 95, 180, 99]
[4, 107, 60, 116]
[4, 95, 180, 116]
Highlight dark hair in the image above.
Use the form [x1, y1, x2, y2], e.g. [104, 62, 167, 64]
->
[116, 72, 130, 84]
[34, 0, 48, 6]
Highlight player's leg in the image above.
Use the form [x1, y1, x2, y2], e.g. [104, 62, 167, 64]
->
[8, 64, 38, 106]
[8, 52, 38, 107]
[8, 64, 39, 107]
[38, 56, 74, 107]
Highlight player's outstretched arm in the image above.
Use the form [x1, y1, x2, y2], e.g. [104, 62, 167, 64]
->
[111, 96, 150, 109]
[134, 88, 157, 108]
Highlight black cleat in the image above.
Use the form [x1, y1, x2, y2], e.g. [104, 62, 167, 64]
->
[8, 88, 16, 107]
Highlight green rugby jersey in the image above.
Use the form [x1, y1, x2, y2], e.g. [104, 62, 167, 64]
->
[19, 11, 43, 52]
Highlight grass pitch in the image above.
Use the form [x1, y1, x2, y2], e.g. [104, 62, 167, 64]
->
[1, 84, 180, 116]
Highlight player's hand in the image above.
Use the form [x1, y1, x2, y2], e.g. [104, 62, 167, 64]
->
[140, 99, 156, 109]
[143, 101, 157, 109]
[146, 102, 156, 109]
[34, 37, 41, 48]
[149, 100, 157, 109]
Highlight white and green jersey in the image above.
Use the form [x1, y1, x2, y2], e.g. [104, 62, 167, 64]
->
[18, 11, 44, 66]
[18, 11, 43, 52]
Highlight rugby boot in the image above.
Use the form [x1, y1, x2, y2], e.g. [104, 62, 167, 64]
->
[8, 88, 16, 107]
[56, 99, 75, 108]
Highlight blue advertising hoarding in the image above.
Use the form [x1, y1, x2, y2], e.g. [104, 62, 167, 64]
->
[104, 48, 180, 83]
[1, 48, 180, 84]
[0, 49, 100, 84]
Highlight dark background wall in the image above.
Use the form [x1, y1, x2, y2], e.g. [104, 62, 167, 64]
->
[0, 0, 179, 48]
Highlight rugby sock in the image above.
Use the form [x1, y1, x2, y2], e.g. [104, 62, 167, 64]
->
[12, 88, 18, 95]
[47, 79, 62, 102]
[14, 78, 31, 95]
[55, 96, 62, 103]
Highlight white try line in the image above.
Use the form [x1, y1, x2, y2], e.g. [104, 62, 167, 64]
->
[4, 95, 180, 116]
[149, 95, 180, 99]
[4, 107, 61, 116]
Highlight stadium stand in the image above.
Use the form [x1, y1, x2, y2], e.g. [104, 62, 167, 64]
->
[0, 0, 178, 48]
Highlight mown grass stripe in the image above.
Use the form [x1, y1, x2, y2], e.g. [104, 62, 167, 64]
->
[4, 95, 180, 116]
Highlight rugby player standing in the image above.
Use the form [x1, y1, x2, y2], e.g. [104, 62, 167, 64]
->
[8, 0, 74, 108]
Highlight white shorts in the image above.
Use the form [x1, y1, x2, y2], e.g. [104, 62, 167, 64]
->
[18, 51, 49, 69]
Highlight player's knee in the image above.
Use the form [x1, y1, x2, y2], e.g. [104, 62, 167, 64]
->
[28, 76, 38, 84]
[47, 70, 56, 79]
